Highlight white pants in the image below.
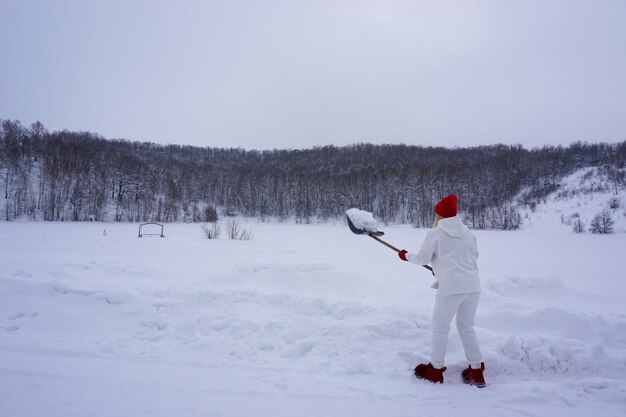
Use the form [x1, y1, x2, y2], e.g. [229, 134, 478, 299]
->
[430, 292, 483, 369]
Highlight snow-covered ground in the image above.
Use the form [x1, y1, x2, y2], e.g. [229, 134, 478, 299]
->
[1, 219, 625, 417]
[523, 166, 626, 233]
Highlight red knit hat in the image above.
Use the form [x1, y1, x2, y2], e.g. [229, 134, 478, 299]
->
[434, 194, 458, 218]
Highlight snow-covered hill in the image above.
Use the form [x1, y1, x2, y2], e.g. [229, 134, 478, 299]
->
[1, 221, 625, 417]
[522, 166, 626, 233]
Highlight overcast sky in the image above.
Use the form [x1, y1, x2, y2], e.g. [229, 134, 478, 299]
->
[1, 0, 625, 150]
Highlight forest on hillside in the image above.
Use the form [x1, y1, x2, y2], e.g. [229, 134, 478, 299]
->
[1, 119, 625, 228]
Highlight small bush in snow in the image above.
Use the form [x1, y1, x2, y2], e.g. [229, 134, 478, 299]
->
[589, 210, 614, 234]
[572, 218, 585, 233]
[226, 220, 253, 241]
[201, 222, 221, 239]
[608, 197, 620, 209]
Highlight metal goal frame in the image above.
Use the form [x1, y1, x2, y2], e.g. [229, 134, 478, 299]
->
[138, 222, 165, 238]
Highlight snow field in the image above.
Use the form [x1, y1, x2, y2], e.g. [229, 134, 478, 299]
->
[523, 166, 626, 233]
[1, 221, 626, 417]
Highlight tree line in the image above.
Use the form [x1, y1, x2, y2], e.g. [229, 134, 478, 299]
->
[1, 119, 625, 228]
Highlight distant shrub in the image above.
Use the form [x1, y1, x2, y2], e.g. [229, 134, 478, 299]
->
[226, 220, 253, 241]
[203, 206, 219, 222]
[201, 222, 221, 239]
[608, 197, 620, 209]
[572, 218, 585, 233]
[589, 210, 614, 234]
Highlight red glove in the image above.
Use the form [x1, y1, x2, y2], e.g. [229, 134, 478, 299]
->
[398, 250, 408, 261]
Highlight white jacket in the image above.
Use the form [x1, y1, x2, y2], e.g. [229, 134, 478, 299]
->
[406, 215, 481, 296]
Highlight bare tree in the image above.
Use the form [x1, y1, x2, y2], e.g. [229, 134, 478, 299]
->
[201, 222, 221, 239]
[226, 219, 253, 240]
[572, 218, 585, 233]
[589, 210, 614, 234]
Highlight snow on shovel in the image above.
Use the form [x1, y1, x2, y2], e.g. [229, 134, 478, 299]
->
[346, 208, 434, 273]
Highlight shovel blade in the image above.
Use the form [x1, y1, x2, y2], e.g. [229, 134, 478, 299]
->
[346, 214, 385, 237]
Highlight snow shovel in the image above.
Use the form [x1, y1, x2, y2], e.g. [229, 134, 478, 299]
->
[346, 212, 434, 273]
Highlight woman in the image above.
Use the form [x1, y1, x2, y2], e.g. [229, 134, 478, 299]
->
[398, 194, 486, 387]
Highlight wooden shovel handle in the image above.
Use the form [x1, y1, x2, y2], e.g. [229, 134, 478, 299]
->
[369, 234, 401, 252]
[369, 235, 434, 273]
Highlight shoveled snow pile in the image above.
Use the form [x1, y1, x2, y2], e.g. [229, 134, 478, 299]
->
[346, 208, 379, 233]
[1, 221, 625, 417]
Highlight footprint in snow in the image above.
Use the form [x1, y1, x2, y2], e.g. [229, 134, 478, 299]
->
[1, 325, 20, 333]
[8, 313, 26, 321]
[2, 312, 38, 333]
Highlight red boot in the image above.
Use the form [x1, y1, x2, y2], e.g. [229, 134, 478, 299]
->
[414, 363, 446, 384]
[462, 363, 486, 388]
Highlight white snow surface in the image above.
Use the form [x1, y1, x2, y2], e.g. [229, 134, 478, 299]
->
[346, 208, 379, 233]
[1, 220, 626, 417]
[523, 166, 626, 233]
